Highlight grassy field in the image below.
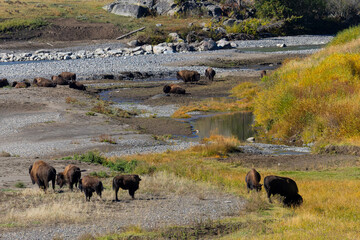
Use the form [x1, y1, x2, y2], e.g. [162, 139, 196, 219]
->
[74, 135, 360, 239]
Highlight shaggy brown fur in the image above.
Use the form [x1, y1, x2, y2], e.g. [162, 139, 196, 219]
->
[51, 76, 69, 85]
[176, 70, 200, 83]
[59, 72, 76, 81]
[12, 80, 31, 88]
[245, 168, 262, 192]
[79, 176, 103, 201]
[69, 81, 86, 91]
[260, 70, 267, 78]
[56, 165, 81, 191]
[29, 160, 56, 192]
[264, 175, 303, 207]
[205, 67, 216, 81]
[113, 174, 141, 201]
[163, 84, 186, 94]
[0, 78, 9, 88]
[33, 77, 57, 88]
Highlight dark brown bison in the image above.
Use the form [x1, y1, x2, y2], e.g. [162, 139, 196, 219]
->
[176, 70, 200, 83]
[245, 168, 262, 192]
[260, 70, 267, 78]
[33, 77, 57, 87]
[51, 76, 69, 85]
[264, 175, 303, 207]
[69, 81, 86, 91]
[79, 176, 103, 201]
[59, 72, 76, 81]
[163, 84, 186, 94]
[113, 174, 141, 201]
[205, 67, 216, 81]
[29, 160, 56, 192]
[0, 78, 9, 87]
[12, 80, 31, 88]
[56, 164, 81, 191]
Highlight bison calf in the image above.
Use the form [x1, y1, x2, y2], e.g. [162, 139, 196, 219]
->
[176, 70, 200, 83]
[29, 160, 56, 192]
[51, 76, 69, 85]
[205, 67, 216, 81]
[69, 81, 86, 91]
[264, 175, 303, 207]
[113, 174, 141, 201]
[245, 168, 262, 192]
[79, 176, 103, 201]
[0, 78, 9, 88]
[56, 164, 81, 191]
[163, 84, 186, 94]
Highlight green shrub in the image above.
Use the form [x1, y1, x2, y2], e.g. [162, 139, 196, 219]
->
[89, 171, 109, 178]
[74, 151, 105, 165]
[14, 182, 25, 188]
[328, 25, 360, 46]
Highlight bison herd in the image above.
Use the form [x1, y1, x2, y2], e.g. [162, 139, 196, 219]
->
[163, 67, 216, 95]
[29, 160, 141, 202]
[245, 168, 303, 207]
[0, 72, 86, 91]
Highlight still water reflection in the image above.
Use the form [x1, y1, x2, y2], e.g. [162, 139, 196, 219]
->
[191, 112, 254, 141]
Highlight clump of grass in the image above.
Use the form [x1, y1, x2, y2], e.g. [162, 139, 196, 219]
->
[74, 151, 105, 165]
[86, 111, 96, 116]
[65, 97, 78, 104]
[328, 25, 360, 46]
[225, 18, 269, 35]
[91, 100, 136, 118]
[152, 134, 173, 141]
[89, 171, 109, 178]
[14, 182, 25, 188]
[172, 98, 251, 118]
[192, 135, 241, 157]
[98, 134, 117, 144]
[0, 18, 47, 33]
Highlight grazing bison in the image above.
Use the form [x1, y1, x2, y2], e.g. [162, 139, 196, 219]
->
[59, 72, 76, 81]
[51, 76, 69, 85]
[260, 70, 267, 78]
[245, 168, 262, 192]
[33, 77, 57, 87]
[163, 84, 186, 94]
[56, 164, 81, 191]
[0, 78, 9, 87]
[205, 67, 216, 81]
[176, 70, 200, 83]
[69, 81, 86, 91]
[264, 175, 303, 207]
[29, 160, 56, 192]
[79, 176, 103, 201]
[113, 174, 141, 201]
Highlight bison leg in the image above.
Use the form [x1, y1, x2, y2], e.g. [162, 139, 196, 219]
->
[69, 182, 74, 191]
[51, 178, 55, 191]
[129, 189, 135, 199]
[114, 187, 120, 201]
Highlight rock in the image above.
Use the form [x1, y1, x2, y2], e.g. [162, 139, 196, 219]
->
[156, 23, 162, 27]
[230, 42, 238, 48]
[128, 40, 140, 47]
[153, 0, 174, 15]
[168, 32, 180, 41]
[246, 137, 255, 143]
[276, 43, 287, 48]
[198, 39, 217, 51]
[175, 42, 190, 52]
[216, 39, 232, 49]
[153, 43, 174, 54]
[186, 31, 197, 43]
[206, 5, 222, 17]
[223, 19, 236, 27]
[143, 45, 153, 53]
[103, 2, 149, 18]
[215, 27, 227, 34]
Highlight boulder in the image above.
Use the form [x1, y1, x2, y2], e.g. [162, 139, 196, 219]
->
[206, 5, 222, 17]
[223, 18, 236, 27]
[198, 39, 217, 51]
[103, 2, 149, 18]
[216, 39, 232, 49]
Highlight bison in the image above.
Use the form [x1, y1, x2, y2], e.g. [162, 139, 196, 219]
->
[51, 76, 69, 85]
[260, 70, 267, 78]
[56, 164, 81, 191]
[59, 72, 76, 81]
[176, 70, 200, 83]
[79, 176, 103, 201]
[113, 174, 141, 201]
[12, 80, 31, 88]
[29, 160, 56, 192]
[245, 168, 262, 192]
[33, 77, 57, 88]
[69, 81, 86, 91]
[0, 78, 9, 88]
[264, 175, 303, 207]
[205, 67, 216, 81]
[163, 84, 186, 94]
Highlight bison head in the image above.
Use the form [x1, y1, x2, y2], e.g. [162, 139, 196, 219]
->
[56, 173, 66, 188]
[256, 184, 263, 192]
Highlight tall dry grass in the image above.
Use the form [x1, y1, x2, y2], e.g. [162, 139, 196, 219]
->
[254, 34, 360, 145]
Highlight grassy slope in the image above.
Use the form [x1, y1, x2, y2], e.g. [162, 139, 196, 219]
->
[253, 25, 360, 146]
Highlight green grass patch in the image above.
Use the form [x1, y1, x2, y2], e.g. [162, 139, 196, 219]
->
[0, 18, 47, 33]
[328, 25, 360, 46]
[14, 182, 25, 188]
